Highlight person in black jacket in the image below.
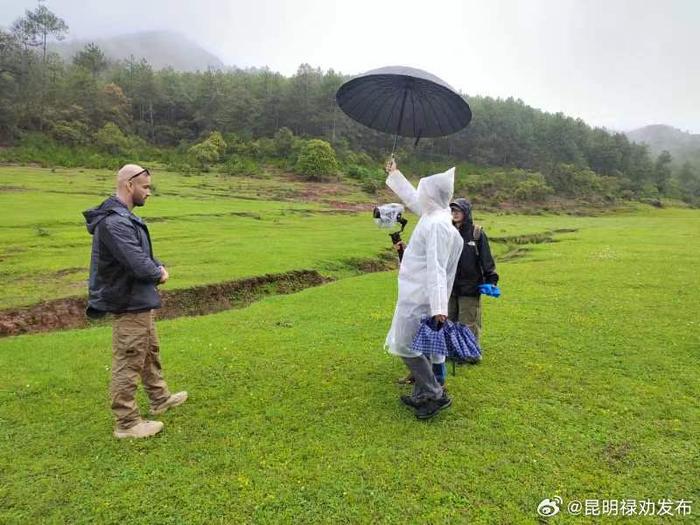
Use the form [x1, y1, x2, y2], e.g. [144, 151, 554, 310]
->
[448, 198, 499, 345]
[84, 164, 187, 439]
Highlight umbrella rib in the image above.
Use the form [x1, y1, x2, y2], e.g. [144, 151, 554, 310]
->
[419, 85, 447, 137]
[367, 89, 399, 129]
[346, 81, 396, 125]
[443, 88, 470, 131]
[437, 88, 461, 134]
[340, 79, 388, 115]
[415, 92, 426, 138]
[410, 89, 417, 137]
[381, 88, 403, 136]
[343, 78, 397, 117]
[350, 89, 386, 126]
[342, 82, 385, 116]
[429, 85, 462, 135]
[445, 93, 467, 130]
[440, 96, 461, 134]
[409, 85, 423, 135]
[363, 83, 399, 128]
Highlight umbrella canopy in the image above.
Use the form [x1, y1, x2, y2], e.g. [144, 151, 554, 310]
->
[336, 66, 472, 139]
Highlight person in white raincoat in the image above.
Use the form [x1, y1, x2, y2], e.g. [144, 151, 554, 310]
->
[384, 158, 463, 419]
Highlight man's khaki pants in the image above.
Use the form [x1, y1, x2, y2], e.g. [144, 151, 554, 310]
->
[448, 295, 482, 343]
[111, 310, 171, 429]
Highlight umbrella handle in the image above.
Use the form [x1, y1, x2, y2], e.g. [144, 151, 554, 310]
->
[385, 140, 398, 174]
[388, 133, 401, 168]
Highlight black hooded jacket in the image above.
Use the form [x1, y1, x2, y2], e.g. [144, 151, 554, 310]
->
[450, 198, 499, 297]
[83, 196, 162, 318]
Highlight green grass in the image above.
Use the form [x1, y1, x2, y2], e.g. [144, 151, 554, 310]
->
[0, 166, 589, 309]
[0, 200, 698, 523]
[0, 166, 387, 308]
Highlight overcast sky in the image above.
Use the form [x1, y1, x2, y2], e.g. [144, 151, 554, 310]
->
[2, 0, 698, 132]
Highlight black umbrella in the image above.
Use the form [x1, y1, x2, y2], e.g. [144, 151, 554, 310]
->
[335, 65, 471, 153]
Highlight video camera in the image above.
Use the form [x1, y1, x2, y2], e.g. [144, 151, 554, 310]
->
[373, 203, 408, 261]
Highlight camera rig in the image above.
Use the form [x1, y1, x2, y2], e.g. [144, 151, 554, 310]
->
[373, 205, 408, 261]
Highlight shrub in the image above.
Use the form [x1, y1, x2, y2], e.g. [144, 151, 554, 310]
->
[186, 131, 228, 172]
[344, 151, 375, 167]
[513, 176, 554, 202]
[361, 178, 382, 194]
[187, 140, 219, 172]
[207, 131, 227, 157]
[152, 125, 182, 147]
[273, 127, 295, 158]
[345, 164, 368, 180]
[50, 120, 88, 146]
[235, 140, 260, 159]
[254, 137, 276, 159]
[94, 122, 129, 155]
[545, 164, 603, 197]
[295, 139, 338, 181]
[221, 155, 261, 176]
[639, 183, 660, 199]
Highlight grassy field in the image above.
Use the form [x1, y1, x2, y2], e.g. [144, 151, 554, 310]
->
[0, 166, 698, 523]
[0, 166, 587, 310]
[0, 166, 380, 309]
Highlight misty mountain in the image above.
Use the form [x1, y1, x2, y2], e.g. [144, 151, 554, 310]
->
[50, 31, 224, 72]
[626, 124, 700, 167]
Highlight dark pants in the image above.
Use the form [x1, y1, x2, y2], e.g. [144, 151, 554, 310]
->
[448, 295, 482, 344]
[401, 355, 443, 403]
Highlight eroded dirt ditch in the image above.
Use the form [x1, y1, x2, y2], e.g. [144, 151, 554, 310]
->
[0, 254, 398, 337]
[0, 228, 575, 338]
[491, 228, 578, 261]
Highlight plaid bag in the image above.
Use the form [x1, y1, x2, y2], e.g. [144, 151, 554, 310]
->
[445, 321, 481, 363]
[410, 317, 449, 357]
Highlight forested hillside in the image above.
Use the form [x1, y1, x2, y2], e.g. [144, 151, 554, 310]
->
[2, 4, 699, 206]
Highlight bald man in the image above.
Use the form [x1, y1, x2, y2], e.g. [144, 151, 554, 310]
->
[84, 164, 187, 439]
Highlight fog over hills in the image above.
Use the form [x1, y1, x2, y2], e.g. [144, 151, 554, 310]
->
[626, 125, 700, 166]
[50, 30, 224, 72]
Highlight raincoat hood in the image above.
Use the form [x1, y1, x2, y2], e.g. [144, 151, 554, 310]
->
[450, 197, 473, 224]
[416, 167, 455, 214]
[83, 196, 128, 235]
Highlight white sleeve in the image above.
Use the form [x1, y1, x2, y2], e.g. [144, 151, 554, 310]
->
[426, 222, 450, 316]
[385, 169, 421, 216]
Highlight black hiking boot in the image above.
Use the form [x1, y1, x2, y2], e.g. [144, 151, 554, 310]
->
[415, 392, 452, 420]
[400, 394, 424, 408]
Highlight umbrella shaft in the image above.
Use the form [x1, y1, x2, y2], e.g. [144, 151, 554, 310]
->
[391, 89, 409, 157]
[397, 90, 408, 135]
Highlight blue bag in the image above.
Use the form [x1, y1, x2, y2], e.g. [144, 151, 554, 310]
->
[445, 321, 482, 364]
[410, 317, 449, 357]
[411, 317, 482, 364]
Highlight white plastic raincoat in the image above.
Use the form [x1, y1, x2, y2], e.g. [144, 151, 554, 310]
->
[384, 167, 463, 359]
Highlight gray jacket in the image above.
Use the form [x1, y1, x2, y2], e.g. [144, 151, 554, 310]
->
[83, 196, 162, 318]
